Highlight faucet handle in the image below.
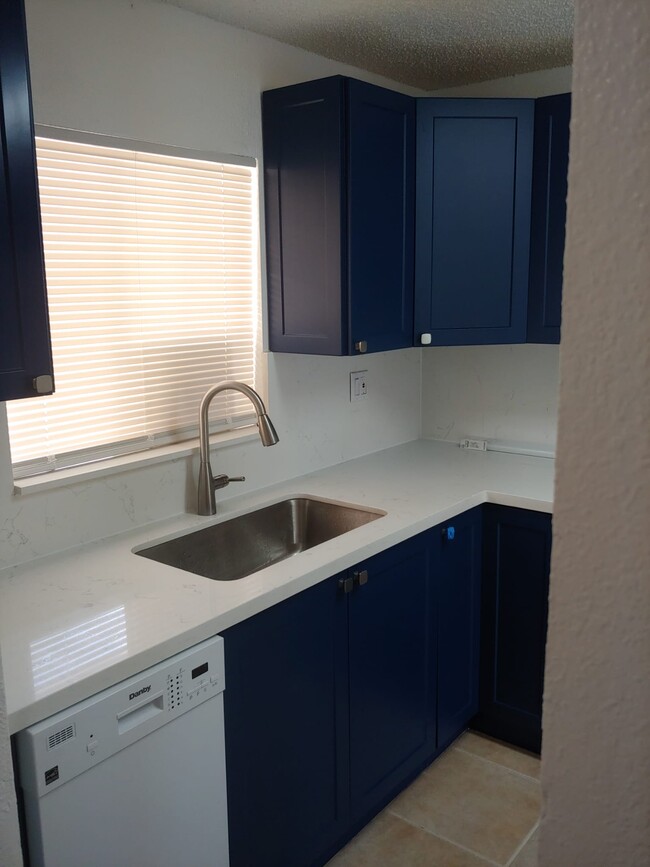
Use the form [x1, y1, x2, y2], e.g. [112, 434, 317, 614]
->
[212, 474, 246, 490]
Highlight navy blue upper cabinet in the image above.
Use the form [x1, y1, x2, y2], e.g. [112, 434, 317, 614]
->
[527, 93, 571, 344]
[415, 99, 534, 346]
[263, 76, 415, 355]
[474, 505, 552, 754]
[0, 0, 53, 401]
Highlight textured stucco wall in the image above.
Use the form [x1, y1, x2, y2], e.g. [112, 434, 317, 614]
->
[428, 63, 572, 97]
[539, 2, 650, 864]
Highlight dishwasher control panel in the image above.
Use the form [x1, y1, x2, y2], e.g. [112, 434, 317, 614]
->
[16, 635, 225, 798]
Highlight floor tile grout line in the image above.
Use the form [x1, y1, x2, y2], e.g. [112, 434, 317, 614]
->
[386, 809, 503, 866]
[453, 745, 541, 784]
[504, 820, 540, 867]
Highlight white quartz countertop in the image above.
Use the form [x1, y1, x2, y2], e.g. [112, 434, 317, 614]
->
[0, 440, 554, 734]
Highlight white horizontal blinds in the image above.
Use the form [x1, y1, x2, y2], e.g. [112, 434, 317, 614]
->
[7, 136, 260, 475]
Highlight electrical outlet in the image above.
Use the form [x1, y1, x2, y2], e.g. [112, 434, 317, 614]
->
[350, 370, 368, 402]
[460, 438, 488, 451]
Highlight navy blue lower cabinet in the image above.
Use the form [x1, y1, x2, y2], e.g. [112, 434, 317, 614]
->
[222, 533, 439, 866]
[0, 0, 53, 401]
[222, 574, 349, 867]
[435, 507, 482, 750]
[224, 521, 514, 865]
[474, 505, 552, 754]
[262, 76, 415, 355]
[415, 99, 534, 346]
[527, 93, 571, 344]
[347, 536, 436, 823]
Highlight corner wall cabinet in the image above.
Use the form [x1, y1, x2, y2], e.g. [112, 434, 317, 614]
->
[414, 99, 535, 346]
[474, 505, 552, 753]
[527, 93, 571, 344]
[262, 76, 415, 356]
[0, 0, 53, 401]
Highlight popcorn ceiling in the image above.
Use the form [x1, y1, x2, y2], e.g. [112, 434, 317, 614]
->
[161, 0, 573, 90]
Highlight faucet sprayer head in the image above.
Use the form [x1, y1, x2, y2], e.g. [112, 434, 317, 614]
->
[257, 413, 279, 447]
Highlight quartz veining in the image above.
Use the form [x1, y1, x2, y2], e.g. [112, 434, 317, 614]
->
[0, 440, 553, 734]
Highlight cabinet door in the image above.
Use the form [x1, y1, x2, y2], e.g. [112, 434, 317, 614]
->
[527, 93, 571, 344]
[0, 0, 53, 401]
[476, 505, 552, 753]
[415, 99, 534, 346]
[436, 507, 482, 750]
[223, 575, 349, 867]
[347, 80, 415, 354]
[263, 77, 346, 355]
[347, 535, 435, 822]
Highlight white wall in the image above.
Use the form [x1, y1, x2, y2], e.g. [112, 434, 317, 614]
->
[540, 2, 650, 863]
[421, 345, 559, 451]
[0, 0, 423, 573]
[420, 65, 571, 453]
[0, 1, 424, 852]
[0, 350, 420, 567]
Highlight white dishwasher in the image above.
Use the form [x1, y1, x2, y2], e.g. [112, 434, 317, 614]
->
[15, 635, 229, 867]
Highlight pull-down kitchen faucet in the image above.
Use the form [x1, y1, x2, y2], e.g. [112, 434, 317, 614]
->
[197, 381, 279, 516]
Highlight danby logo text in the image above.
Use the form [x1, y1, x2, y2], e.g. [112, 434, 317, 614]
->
[129, 685, 152, 701]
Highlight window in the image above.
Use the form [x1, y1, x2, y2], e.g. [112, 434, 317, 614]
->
[7, 130, 261, 478]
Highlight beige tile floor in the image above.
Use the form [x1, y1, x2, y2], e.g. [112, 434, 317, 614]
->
[327, 732, 540, 867]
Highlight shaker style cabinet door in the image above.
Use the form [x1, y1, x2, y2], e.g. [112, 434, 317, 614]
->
[415, 99, 534, 346]
[263, 77, 346, 355]
[347, 535, 435, 822]
[436, 507, 482, 751]
[527, 93, 571, 344]
[475, 505, 552, 754]
[347, 79, 415, 354]
[223, 574, 349, 867]
[0, 0, 53, 401]
[262, 76, 415, 356]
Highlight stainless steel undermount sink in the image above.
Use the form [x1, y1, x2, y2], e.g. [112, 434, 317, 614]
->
[135, 496, 386, 582]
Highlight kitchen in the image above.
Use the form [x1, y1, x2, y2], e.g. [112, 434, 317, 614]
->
[1, 1, 648, 865]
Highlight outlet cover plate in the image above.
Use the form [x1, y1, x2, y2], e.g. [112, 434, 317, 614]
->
[350, 370, 368, 402]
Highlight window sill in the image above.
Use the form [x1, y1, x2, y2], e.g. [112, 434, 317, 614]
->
[13, 427, 259, 496]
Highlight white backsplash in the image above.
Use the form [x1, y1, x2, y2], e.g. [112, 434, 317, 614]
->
[0, 0, 428, 571]
[421, 344, 560, 452]
[0, 350, 421, 569]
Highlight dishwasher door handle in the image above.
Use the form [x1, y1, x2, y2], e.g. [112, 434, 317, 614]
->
[116, 692, 164, 734]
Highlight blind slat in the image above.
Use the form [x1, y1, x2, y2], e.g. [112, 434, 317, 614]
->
[7, 135, 260, 473]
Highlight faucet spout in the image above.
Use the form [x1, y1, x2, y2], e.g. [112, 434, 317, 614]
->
[197, 381, 279, 516]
